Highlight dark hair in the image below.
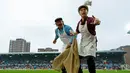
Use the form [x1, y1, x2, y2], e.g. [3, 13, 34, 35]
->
[78, 5, 89, 12]
[55, 18, 63, 22]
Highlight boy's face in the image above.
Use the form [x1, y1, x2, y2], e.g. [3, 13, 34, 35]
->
[79, 8, 88, 18]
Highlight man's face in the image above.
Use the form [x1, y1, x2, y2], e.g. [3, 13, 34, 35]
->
[79, 8, 88, 18]
[55, 20, 64, 29]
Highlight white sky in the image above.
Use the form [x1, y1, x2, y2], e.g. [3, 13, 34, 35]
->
[0, 0, 130, 53]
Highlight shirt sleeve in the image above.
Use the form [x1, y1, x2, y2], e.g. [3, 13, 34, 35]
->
[65, 25, 73, 36]
[89, 17, 100, 25]
[54, 29, 59, 40]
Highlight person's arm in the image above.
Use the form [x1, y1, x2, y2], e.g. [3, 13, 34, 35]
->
[65, 25, 78, 44]
[54, 29, 59, 40]
[65, 25, 75, 44]
[53, 29, 59, 44]
[64, 25, 76, 48]
[92, 15, 101, 25]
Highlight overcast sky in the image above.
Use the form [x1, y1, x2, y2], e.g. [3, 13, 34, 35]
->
[0, 0, 130, 53]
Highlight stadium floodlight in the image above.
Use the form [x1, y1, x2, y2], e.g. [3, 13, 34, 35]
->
[127, 30, 130, 34]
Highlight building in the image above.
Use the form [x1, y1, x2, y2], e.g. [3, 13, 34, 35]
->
[9, 38, 30, 52]
[38, 47, 58, 52]
[112, 45, 130, 66]
[121, 46, 130, 66]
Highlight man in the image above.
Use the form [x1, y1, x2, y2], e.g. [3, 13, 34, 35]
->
[53, 17, 74, 73]
[75, 5, 101, 73]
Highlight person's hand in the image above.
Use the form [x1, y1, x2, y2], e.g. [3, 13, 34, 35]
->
[73, 32, 79, 36]
[70, 32, 74, 36]
[92, 15, 101, 25]
[53, 40, 57, 44]
[69, 30, 74, 36]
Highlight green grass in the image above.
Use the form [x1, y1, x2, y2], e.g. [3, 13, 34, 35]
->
[0, 69, 129, 73]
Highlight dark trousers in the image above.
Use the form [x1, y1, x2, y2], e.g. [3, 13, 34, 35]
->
[62, 67, 67, 73]
[78, 56, 96, 73]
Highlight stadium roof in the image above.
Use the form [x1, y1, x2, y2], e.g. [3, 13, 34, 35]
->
[97, 50, 126, 53]
[0, 50, 126, 55]
[97, 50, 127, 55]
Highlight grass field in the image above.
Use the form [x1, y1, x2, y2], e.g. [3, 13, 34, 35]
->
[0, 70, 130, 73]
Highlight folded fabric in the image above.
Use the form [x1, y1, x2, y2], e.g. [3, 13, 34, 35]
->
[52, 38, 80, 73]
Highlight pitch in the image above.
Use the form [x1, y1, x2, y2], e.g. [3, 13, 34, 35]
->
[0, 70, 129, 73]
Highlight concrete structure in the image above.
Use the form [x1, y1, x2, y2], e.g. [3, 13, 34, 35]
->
[9, 38, 30, 52]
[122, 46, 130, 66]
[38, 47, 58, 52]
[115, 45, 130, 66]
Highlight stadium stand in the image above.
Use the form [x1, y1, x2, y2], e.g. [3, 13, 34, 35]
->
[0, 50, 127, 70]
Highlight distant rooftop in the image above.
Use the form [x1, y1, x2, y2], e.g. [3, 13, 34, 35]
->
[0, 50, 127, 55]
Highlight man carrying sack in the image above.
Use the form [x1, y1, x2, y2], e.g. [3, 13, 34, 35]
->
[52, 17, 79, 73]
